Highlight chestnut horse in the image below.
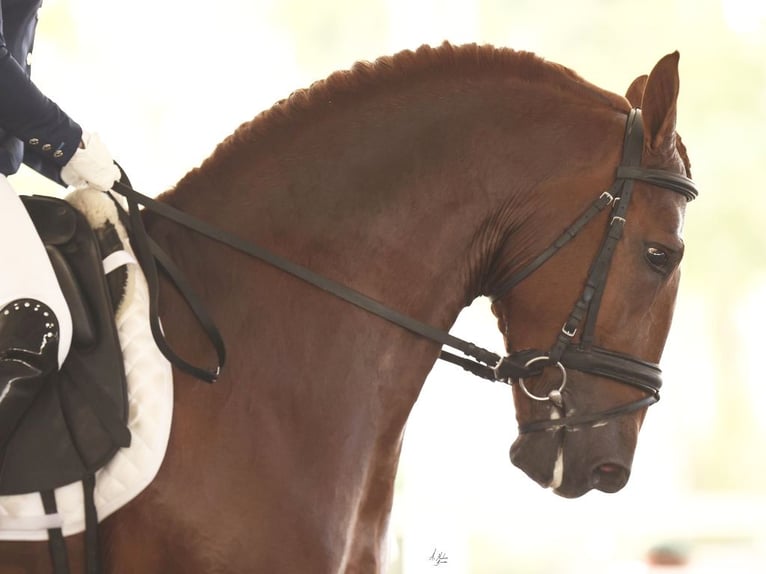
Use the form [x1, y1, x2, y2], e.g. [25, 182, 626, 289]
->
[2, 43, 695, 573]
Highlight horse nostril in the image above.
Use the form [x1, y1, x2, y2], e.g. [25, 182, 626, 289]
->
[591, 462, 630, 493]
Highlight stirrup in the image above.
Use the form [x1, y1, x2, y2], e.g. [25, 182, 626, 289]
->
[0, 299, 59, 449]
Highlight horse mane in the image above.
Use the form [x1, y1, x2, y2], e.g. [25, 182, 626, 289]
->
[675, 134, 693, 178]
[175, 42, 629, 190]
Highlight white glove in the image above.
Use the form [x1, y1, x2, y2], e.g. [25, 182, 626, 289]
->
[60, 132, 120, 191]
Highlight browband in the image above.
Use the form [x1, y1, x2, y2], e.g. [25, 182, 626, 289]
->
[616, 166, 698, 201]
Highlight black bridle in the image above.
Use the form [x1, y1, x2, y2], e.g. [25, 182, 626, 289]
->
[110, 108, 697, 435]
[485, 108, 698, 433]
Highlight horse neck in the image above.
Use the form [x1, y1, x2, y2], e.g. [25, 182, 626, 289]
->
[182, 90, 619, 305]
[147, 80, 626, 567]
[158, 79, 626, 403]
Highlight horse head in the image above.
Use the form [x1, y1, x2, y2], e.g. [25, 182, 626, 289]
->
[490, 53, 693, 498]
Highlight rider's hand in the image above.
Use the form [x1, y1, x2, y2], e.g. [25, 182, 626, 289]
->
[60, 132, 120, 191]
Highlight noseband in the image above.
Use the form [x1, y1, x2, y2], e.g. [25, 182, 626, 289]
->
[488, 108, 698, 433]
[110, 109, 697, 437]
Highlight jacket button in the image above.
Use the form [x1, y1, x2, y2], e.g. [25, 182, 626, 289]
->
[42, 143, 52, 152]
[29, 138, 39, 146]
[53, 150, 64, 158]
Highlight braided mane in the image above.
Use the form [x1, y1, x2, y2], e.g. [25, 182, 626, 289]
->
[176, 42, 629, 189]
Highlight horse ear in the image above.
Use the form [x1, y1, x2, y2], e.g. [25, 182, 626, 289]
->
[625, 75, 647, 107]
[641, 52, 680, 155]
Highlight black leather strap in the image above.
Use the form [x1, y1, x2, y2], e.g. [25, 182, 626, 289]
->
[559, 346, 662, 394]
[83, 474, 101, 574]
[109, 171, 227, 384]
[616, 166, 698, 201]
[41, 490, 70, 574]
[576, 109, 644, 350]
[495, 345, 662, 395]
[492, 190, 615, 300]
[518, 394, 658, 434]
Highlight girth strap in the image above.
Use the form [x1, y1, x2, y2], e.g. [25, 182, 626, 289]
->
[39, 477, 101, 574]
[82, 474, 101, 574]
[40, 490, 70, 574]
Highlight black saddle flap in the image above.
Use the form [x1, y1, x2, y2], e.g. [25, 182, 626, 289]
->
[20, 195, 78, 246]
[0, 196, 130, 495]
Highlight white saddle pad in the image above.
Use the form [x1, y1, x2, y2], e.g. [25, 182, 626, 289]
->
[0, 188, 174, 541]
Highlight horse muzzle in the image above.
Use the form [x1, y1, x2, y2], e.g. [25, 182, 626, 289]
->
[509, 368, 644, 498]
[510, 421, 637, 498]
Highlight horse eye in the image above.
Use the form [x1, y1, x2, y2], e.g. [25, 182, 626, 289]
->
[645, 246, 669, 270]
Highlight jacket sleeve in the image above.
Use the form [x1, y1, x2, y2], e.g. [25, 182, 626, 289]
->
[0, 46, 82, 171]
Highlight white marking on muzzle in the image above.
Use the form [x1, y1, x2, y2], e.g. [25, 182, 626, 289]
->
[549, 446, 564, 490]
[548, 408, 564, 490]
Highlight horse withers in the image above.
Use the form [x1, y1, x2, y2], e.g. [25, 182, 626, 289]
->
[1, 44, 696, 573]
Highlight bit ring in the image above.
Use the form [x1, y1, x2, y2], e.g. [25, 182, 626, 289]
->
[518, 356, 567, 404]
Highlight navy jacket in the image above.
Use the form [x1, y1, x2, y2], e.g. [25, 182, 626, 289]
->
[0, 0, 82, 181]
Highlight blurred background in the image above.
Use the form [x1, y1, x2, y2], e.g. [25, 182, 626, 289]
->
[14, 0, 765, 571]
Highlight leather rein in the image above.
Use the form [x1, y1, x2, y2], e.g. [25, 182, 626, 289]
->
[109, 108, 697, 435]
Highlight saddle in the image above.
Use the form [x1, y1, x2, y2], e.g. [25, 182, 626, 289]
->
[0, 194, 131, 574]
[0, 195, 130, 496]
[0, 181, 225, 574]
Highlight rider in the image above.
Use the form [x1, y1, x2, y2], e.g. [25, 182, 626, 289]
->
[0, 0, 119, 450]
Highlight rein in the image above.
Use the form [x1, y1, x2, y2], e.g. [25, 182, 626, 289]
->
[109, 108, 697, 434]
[110, 179, 507, 382]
